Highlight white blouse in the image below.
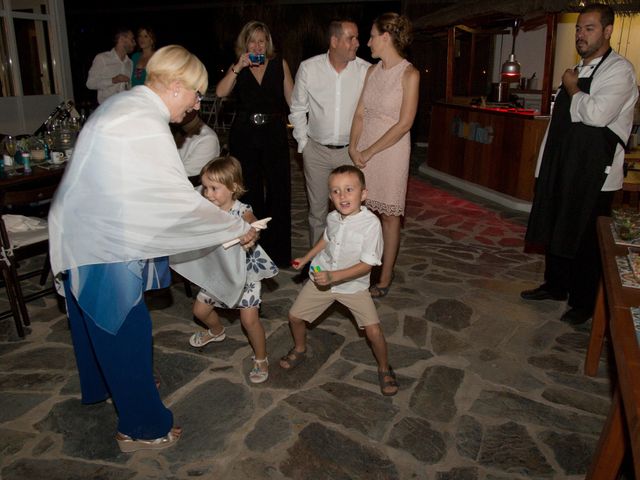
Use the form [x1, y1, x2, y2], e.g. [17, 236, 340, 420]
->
[49, 86, 249, 300]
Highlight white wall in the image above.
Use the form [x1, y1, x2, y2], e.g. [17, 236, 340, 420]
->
[0, 95, 62, 135]
[492, 26, 547, 86]
[493, 13, 640, 91]
[553, 15, 579, 89]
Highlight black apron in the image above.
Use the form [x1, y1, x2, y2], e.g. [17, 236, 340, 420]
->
[525, 48, 625, 258]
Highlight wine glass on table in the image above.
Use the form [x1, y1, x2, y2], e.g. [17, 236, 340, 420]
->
[3, 135, 17, 176]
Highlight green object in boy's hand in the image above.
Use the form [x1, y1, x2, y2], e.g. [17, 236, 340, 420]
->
[311, 266, 321, 272]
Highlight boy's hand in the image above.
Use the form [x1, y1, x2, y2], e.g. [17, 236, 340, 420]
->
[290, 258, 306, 271]
[313, 270, 333, 286]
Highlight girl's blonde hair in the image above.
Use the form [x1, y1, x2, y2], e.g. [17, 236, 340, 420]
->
[200, 155, 247, 200]
[235, 21, 275, 59]
[146, 45, 208, 94]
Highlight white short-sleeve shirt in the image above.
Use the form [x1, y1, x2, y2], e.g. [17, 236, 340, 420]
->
[310, 206, 383, 294]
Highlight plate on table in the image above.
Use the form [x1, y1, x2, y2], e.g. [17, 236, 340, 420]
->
[629, 247, 640, 281]
[612, 209, 640, 246]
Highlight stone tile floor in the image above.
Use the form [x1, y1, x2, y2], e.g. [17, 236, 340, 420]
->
[0, 147, 619, 479]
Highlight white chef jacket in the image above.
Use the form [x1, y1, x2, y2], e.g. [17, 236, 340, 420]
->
[535, 50, 638, 191]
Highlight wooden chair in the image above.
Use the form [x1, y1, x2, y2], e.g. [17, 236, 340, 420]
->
[0, 183, 58, 337]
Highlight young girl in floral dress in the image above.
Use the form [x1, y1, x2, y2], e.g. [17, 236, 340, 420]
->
[189, 155, 277, 383]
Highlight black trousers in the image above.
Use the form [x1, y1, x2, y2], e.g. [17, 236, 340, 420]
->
[229, 121, 291, 267]
[544, 190, 615, 313]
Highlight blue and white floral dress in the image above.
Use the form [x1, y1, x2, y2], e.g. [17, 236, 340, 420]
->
[196, 200, 278, 309]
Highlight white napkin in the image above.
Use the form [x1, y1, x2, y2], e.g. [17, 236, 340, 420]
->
[3, 214, 47, 232]
[223, 217, 271, 249]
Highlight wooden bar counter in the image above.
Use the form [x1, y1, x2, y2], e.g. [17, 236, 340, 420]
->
[427, 102, 550, 202]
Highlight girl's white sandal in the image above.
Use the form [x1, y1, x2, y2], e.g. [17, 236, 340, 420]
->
[249, 357, 269, 384]
[189, 327, 226, 347]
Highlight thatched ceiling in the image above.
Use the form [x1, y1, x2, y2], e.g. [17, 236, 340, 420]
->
[411, 0, 640, 30]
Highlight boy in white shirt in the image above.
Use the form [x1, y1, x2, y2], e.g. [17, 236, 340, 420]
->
[280, 165, 398, 396]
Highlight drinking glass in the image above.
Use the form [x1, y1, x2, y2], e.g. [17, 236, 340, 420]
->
[4, 135, 16, 157]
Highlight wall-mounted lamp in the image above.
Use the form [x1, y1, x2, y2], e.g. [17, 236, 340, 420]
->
[501, 19, 521, 81]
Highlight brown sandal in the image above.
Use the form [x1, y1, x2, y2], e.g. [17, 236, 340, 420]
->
[378, 367, 399, 396]
[279, 347, 307, 370]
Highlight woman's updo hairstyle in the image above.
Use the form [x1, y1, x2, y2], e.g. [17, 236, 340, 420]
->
[374, 13, 413, 57]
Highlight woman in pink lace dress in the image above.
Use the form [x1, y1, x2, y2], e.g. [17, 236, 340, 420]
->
[349, 13, 419, 298]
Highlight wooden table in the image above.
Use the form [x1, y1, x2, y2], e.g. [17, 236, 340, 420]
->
[0, 164, 65, 191]
[585, 217, 640, 478]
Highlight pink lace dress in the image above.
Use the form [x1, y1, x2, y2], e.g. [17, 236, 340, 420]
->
[357, 59, 411, 216]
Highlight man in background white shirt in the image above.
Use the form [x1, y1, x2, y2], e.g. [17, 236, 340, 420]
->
[289, 20, 370, 246]
[86, 28, 136, 104]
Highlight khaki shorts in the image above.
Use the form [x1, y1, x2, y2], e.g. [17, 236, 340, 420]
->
[290, 281, 379, 329]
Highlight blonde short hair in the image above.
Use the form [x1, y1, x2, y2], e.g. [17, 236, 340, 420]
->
[146, 45, 208, 94]
[235, 21, 275, 59]
[200, 156, 247, 200]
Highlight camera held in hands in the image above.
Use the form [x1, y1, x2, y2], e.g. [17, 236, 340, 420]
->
[248, 53, 265, 65]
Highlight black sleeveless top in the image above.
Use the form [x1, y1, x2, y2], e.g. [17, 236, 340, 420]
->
[234, 56, 287, 116]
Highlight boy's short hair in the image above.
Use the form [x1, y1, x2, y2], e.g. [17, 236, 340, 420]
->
[329, 165, 366, 188]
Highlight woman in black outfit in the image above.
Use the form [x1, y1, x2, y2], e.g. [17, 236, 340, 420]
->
[216, 21, 294, 267]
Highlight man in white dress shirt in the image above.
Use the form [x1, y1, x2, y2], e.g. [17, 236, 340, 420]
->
[289, 20, 370, 246]
[86, 28, 136, 104]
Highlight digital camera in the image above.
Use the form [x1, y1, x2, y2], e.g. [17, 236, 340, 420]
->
[248, 53, 265, 65]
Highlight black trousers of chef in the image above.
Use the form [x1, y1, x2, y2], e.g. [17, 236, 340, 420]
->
[543, 191, 614, 313]
[526, 48, 623, 315]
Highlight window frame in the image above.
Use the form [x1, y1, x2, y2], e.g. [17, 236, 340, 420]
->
[0, 0, 72, 99]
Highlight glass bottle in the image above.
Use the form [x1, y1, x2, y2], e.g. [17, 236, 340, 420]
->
[2, 136, 17, 176]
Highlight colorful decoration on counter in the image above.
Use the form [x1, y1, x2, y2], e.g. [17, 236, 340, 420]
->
[451, 116, 494, 145]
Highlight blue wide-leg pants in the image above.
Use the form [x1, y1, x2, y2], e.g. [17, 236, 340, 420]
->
[64, 277, 173, 440]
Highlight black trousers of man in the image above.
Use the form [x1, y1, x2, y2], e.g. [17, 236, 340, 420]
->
[543, 190, 615, 314]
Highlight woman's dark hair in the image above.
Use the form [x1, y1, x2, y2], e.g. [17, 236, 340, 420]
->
[374, 13, 413, 57]
[136, 26, 157, 50]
